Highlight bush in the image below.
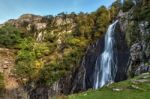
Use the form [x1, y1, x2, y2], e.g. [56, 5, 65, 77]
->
[15, 49, 36, 82]
[0, 24, 22, 48]
[14, 37, 51, 83]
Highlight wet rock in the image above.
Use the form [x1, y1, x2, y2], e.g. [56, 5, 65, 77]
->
[71, 37, 105, 93]
[114, 22, 130, 82]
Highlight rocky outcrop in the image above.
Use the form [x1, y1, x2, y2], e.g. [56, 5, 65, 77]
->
[135, 63, 150, 75]
[0, 48, 29, 99]
[52, 16, 74, 26]
[118, 7, 150, 76]
[28, 86, 49, 99]
[6, 14, 47, 31]
[5, 14, 75, 43]
[128, 42, 150, 75]
[130, 43, 144, 62]
[0, 48, 17, 89]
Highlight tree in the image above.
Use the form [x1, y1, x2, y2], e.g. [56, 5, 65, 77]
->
[109, 6, 118, 20]
[0, 24, 22, 48]
[122, 0, 134, 12]
[14, 37, 36, 83]
[111, 0, 122, 13]
[74, 12, 94, 39]
[95, 6, 110, 37]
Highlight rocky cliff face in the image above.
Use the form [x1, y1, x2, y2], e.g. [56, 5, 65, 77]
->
[0, 48, 17, 90]
[0, 48, 28, 99]
[118, 8, 150, 76]
[6, 14, 47, 31]
[5, 14, 75, 43]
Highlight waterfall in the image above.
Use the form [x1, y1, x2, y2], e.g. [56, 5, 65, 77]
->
[94, 20, 118, 89]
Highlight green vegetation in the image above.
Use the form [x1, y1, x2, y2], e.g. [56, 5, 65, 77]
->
[14, 37, 50, 84]
[122, 0, 134, 12]
[94, 6, 110, 38]
[125, 22, 141, 46]
[10, 2, 118, 86]
[37, 36, 88, 85]
[0, 24, 22, 48]
[68, 73, 150, 99]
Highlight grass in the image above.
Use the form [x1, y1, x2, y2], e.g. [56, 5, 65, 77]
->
[68, 73, 150, 99]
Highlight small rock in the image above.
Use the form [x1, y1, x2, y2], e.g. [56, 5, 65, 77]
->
[130, 85, 144, 91]
[133, 79, 150, 83]
[4, 61, 9, 64]
[83, 93, 87, 96]
[135, 64, 150, 75]
[3, 65, 8, 69]
[112, 88, 123, 92]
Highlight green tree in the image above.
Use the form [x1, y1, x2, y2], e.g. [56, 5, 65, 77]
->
[0, 24, 22, 48]
[95, 6, 110, 37]
[111, 0, 122, 13]
[74, 12, 94, 39]
[122, 0, 134, 12]
[14, 37, 36, 83]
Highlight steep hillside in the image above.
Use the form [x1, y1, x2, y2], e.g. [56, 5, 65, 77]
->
[0, 5, 113, 99]
[0, 0, 149, 99]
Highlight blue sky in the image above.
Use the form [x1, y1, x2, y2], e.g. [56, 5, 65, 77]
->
[0, 0, 115, 24]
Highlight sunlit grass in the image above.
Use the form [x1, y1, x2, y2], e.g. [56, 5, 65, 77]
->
[68, 73, 150, 99]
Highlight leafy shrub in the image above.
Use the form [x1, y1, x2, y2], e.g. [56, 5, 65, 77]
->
[15, 49, 36, 82]
[0, 24, 22, 48]
[14, 37, 51, 83]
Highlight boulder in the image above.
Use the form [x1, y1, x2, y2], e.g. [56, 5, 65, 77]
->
[130, 43, 144, 62]
[135, 63, 150, 75]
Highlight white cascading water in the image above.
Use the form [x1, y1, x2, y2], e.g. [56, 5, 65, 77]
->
[94, 20, 118, 89]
